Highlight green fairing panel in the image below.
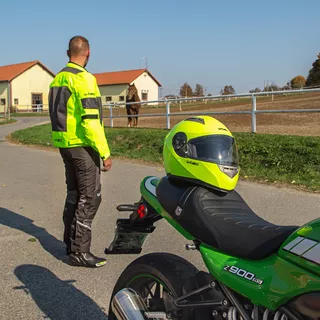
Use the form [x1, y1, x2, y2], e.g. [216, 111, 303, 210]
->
[278, 218, 320, 277]
[200, 244, 320, 310]
[140, 176, 195, 240]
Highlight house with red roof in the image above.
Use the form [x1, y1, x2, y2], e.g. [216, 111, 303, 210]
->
[0, 61, 162, 113]
[94, 69, 162, 105]
[0, 60, 55, 113]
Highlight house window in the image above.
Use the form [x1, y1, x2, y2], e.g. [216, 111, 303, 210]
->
[14, 98, 19, 105]
[106, 96, 112, 102]
[119, 96, 124, 101]
[0, 98, 6, 105]
[141, 92, 148, 101]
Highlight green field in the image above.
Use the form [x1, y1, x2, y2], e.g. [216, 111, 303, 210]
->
[10, 124, 320, 192]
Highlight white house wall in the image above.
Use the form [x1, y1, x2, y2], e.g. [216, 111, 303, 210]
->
[131, 72, 159, 104]
[11, 64, 54, 110]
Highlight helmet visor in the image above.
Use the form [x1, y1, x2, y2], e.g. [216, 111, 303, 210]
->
[187, 135, 239, 166]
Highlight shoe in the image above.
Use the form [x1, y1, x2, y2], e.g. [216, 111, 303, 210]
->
[69, 252, 107, 268]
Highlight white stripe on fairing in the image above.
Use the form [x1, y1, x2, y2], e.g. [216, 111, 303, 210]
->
[283, 235, 320, 265]
[302, 243, 320, 264]
[283, 236, 304, 251]
[290, 239, 318, 255]
[145, 177, 157, 197]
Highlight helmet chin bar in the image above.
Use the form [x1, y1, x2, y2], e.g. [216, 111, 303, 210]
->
[218, 165, 239, 178]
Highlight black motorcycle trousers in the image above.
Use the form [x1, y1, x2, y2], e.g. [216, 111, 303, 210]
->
[59, 147, 102, 253]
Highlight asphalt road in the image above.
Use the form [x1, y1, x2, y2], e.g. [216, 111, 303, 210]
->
[1, 118, 320, 320]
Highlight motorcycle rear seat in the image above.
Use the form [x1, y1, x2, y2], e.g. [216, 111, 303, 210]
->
[156, 176, 298, 260]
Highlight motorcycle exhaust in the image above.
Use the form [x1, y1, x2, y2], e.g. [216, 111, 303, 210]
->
[111, 288, 149, 320]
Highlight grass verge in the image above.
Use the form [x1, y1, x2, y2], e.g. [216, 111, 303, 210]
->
[11, 112, 49, 117]
[0, 118, 17, 125]
[10, 124, 320, 192]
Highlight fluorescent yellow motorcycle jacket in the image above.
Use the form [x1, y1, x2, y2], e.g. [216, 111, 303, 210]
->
[49, 62, 110, 160]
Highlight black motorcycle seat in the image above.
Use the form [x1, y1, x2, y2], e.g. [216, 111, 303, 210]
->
[156, 177, 298, 260]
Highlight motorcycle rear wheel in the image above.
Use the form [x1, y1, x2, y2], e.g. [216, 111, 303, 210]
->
[108, 252, 199, 319]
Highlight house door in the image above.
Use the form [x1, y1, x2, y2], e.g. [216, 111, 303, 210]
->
[32, 93, 43, 112]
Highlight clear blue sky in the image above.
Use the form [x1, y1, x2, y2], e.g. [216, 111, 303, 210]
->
[1, 0, 319, 96]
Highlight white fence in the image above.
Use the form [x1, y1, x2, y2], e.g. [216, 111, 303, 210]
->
[1, 88, 320, 132]
[12, 104, 48, 113]
[102, 88, 320, 133]
[1, 104, 48, 119]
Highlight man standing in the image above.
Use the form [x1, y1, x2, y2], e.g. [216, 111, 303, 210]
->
[49, 36, 112, 268]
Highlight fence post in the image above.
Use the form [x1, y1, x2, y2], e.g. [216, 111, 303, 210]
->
[251, 95, 257, 133]
[166, 100, 171, 129]
[109, 104, 113, 128]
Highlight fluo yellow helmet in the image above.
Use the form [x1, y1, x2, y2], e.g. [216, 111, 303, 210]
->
[163, 116, 240, 192]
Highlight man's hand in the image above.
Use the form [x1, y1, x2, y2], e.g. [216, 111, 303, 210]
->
[102, 157, 112, 172]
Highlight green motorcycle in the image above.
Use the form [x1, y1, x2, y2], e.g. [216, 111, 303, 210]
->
[106, 115, 319, 319]
[105, 175, 320, 320]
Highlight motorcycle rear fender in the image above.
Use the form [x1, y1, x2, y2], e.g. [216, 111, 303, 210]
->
[105, 218, 156, 255]
[105, 175, 193, 255]
[105, 187, 160, 255]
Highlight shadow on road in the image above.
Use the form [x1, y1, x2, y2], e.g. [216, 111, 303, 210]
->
[14, 264, 108, 319]
[0, 207, 66, 261]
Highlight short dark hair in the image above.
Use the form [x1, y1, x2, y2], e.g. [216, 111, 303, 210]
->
[68, 36, 90, 56]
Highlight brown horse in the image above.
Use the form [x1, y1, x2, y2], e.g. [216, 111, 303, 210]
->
[126, 83, 141, 127]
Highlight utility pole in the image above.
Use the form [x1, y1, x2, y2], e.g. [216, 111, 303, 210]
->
[204, 87, 207, 104]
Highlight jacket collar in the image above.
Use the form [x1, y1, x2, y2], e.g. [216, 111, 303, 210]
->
[67, 61, 87, 72]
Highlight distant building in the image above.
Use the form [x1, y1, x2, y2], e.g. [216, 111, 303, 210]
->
[0, 61, 55, 113]
[94, 69, 162, 105]
[0, 63, 162, 114]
